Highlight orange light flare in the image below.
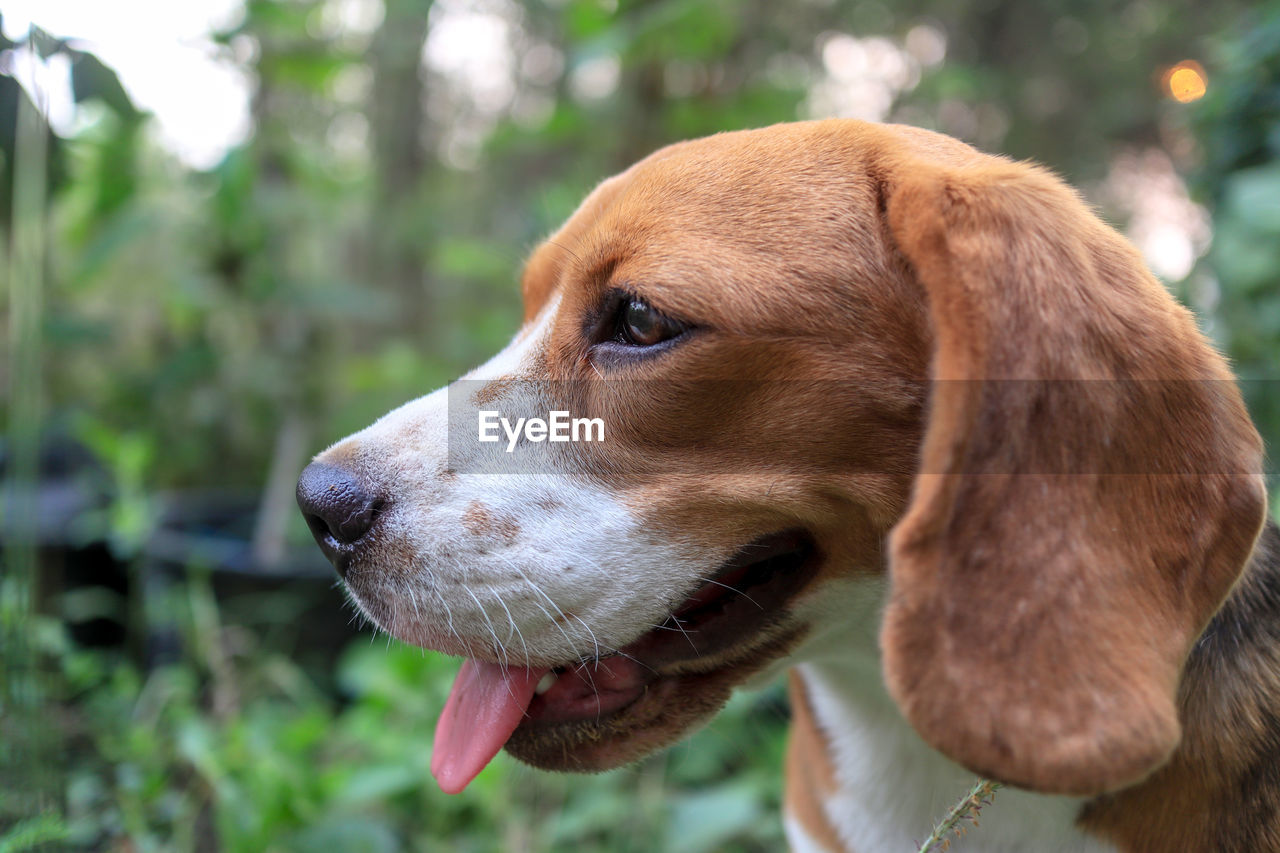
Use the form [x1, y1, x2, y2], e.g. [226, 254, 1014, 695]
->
[1163, 60, 1207, 103]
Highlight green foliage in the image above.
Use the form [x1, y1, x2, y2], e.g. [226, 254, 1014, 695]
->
[1191, 5, 1280, 486]
[42, 600, 786, 851]
[0, 812, 70, 852]
[16, 0, 1268, 494]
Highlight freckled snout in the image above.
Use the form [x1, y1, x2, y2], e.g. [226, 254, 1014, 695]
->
[296, 460, 384, 577]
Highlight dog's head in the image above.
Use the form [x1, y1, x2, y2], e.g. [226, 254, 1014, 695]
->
[297, 120, 1265, 796]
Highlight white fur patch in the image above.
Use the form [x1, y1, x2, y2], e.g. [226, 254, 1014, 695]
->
[323, 292, 717, 665]
[785, 817, 837, 853]
[789, 579, 1118, 853]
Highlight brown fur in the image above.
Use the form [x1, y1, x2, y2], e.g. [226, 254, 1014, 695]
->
[505, 121, 1269, 847]
[460, 501, 520, 544]
[787, 670, 850, 852]
[1082, 522, 1280, 851]
[324, 119, 1273, 848]
[882, 149, 1265, 795]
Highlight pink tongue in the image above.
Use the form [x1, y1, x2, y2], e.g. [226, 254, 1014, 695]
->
[431, 660, 549, 794]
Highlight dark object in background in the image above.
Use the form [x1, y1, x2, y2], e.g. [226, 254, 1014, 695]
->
[143, 488, 359, 674]
[1, 437, 123, 648]
[2, 436, 360, 675]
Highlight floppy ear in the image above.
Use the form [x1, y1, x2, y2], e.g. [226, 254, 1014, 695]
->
[880, 156, 1267, 795]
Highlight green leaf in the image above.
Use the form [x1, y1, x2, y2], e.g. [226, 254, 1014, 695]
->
[1222, 163, 1280, 232]
[0, 813, 70, 852]
[70, 52, 141, 118]
[1212, 218, 1280, 293]
[333, 764, 422, 805]
[28, 26, 64, 59]
[282, 816, 401, 853]
[664, 783, 762, 853]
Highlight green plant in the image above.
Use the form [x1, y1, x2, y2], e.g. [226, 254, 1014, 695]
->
[41, 574, 787, 852]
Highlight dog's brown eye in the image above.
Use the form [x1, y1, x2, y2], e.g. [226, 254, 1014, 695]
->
[617, 298, 684, 347]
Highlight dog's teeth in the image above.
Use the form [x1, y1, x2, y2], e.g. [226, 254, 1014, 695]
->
[535, 672, 557, 695]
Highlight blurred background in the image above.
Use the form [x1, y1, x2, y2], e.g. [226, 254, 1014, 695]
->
[2, 0, 1278, 849]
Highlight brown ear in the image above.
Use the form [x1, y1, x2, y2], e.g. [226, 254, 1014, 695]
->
[881, 156, 1267, 795]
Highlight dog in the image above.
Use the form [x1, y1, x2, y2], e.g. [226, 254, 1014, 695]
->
[296, 120, 1278, 851]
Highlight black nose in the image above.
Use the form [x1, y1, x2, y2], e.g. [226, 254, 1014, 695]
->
[296, 461, 383, 575]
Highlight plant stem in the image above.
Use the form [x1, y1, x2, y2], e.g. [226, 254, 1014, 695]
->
[918, 779, 1003, 853]
[3, 42, 52, 827]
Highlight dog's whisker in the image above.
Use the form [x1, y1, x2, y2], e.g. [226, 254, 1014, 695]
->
[561, 556, 609, 658]
[592, 657, 617, 679]
[446, 558, 484, 660]
[527, 593, 581, 660]
[609, 650, 659, 677]
[696, 577, 763, 610]
[425, 563, 472, 657]
[403, 585, 430, 654]
[666, 614, 701, 656]
[490, 588, 532, 668]
[647, 623, 699, 633]
[569, 614, 601, 662]
[570, 657, 601, 710]
[497, 554, 584, 657]
[464, 585, 510, 669]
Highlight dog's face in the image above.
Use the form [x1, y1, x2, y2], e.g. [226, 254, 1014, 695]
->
[299, 120, 1266, 797]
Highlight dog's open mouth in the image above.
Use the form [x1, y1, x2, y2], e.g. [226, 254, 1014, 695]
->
[430, 530, 819, 793]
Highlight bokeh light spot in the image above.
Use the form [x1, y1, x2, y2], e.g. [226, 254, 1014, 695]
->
[1164, 60, 1207, 103]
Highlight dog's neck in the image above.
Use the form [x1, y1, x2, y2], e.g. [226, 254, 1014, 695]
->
[784, 519, 1280, 853]
[786, 578, 1117, 852]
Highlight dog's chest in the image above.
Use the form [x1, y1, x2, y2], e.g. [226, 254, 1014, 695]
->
[788, 660, 1119, 853]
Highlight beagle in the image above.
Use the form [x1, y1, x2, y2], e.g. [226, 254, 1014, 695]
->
[296, 120, 1278, 852]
